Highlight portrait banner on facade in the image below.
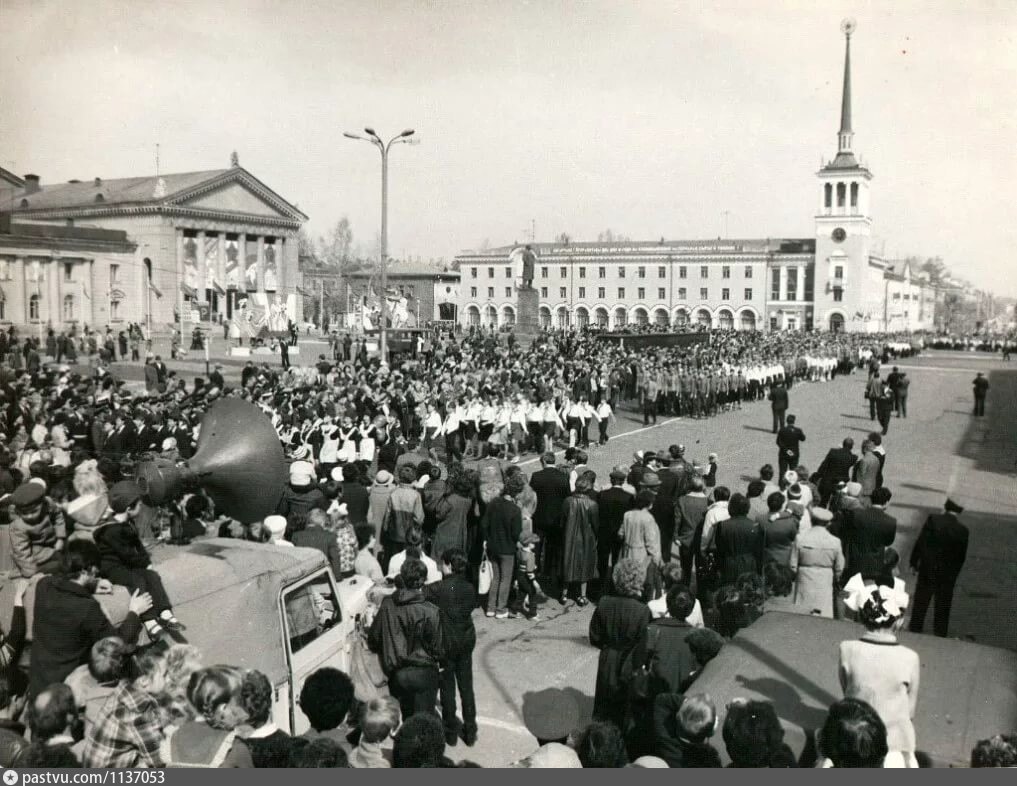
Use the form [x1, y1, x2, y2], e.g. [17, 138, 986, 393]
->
[263, 241, 278, 291]
[244, 239, 259, 291]
[224, 238, 240, 288]
[203, 235, 219, 291]
[182, 236, 200, 290]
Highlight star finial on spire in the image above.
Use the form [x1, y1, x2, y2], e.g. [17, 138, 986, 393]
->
[230, 151, 239, 168]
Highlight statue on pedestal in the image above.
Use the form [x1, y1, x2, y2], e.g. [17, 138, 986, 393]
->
[510, 245, 538, 289]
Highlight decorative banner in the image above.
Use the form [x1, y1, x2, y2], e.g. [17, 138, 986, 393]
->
[244, 239, 259, 291]
[263, 242, 278, 291]
[203, 235, 219, 291]
[182, 236, 199, 290]
[224, 239, 240, 288]
[251, 291, 294, 334]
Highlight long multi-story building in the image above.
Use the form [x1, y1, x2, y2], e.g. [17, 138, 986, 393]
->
[454, 23, 937, 334]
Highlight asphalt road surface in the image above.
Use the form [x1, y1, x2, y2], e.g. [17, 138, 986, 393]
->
[448, 350, 1017, 766]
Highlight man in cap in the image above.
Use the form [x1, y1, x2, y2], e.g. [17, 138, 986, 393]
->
[94, 481, 180, 639]
[909, 499, 969, 637]
[972, 372, 989, 416]
[277, 460, 326, 539]
[208, 363, 225, 391]
[789, 506, 844, 618]
[8, 482, 63, 578]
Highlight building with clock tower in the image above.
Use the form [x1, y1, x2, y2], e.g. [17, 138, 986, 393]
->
[453, 20, 937, 335]
[813, 19, 884, 333]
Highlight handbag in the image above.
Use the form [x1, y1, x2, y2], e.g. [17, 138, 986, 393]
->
[349, 620, 388, 702]
[477, 542, 492, 595]
[628, 624, 663, 702]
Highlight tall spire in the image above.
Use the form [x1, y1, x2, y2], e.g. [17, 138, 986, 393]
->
[838, 18, 856, 154]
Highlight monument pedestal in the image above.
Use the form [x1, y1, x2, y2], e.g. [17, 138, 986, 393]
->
[515, 287, 540, 346]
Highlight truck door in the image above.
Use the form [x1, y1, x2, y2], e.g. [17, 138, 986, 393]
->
[280, 568, 355, 734]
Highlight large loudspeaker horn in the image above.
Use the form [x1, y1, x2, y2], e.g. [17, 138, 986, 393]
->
[136, 398, 285, 524]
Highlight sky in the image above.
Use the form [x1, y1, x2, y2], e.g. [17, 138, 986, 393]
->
[2, 0, 1015, 295]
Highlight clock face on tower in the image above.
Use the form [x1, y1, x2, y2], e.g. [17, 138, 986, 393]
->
[832, 227, 847, 243]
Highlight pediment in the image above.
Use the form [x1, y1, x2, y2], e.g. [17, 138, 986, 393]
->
[179, 182, 290, 218]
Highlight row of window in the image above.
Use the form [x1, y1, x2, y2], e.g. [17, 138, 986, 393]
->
[469, 285, 753, 301]
[0, 260, 119, 285]
[470, 264, 754, 280]
[1, 294, 91, 322]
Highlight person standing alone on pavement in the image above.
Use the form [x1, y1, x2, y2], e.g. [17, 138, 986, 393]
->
[972, 372, 989, 416]
[776, 415, 805, 486]
[893, 372, 910, 418]
[908, 498, 969, 638]
[768, 381, 789, 434]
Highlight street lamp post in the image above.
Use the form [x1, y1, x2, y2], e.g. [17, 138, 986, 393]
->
[344, 127, 415, 361]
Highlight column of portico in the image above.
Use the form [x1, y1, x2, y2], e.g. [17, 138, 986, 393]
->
[196, 230, 207, 297]
[217, 233, 227, 318]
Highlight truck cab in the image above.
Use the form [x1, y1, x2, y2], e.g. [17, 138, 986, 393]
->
[152, 538, 371, 734]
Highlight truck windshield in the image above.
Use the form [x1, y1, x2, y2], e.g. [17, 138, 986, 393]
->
[283, 570, 342, 654]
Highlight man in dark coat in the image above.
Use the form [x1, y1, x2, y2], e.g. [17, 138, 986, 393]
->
[714, 494, 764, 584]
[675, 477, 709, 581]
[839, 486, 896, 582]
[596, 468, 634, 591]
[768, 382, 789, 433]
[972, 372, 989, 416]
[816, 437, 858, 505]
[425, 549, 478, 747]
[368, 559, 444, 722]
[909, 498, 969, 637]
[143, 357, 159, 393]
[775, 414, 806, 486]
[529, 453, 570, 580]
[30, 540, 150, 697]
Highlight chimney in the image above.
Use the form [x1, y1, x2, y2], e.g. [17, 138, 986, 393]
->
[94, 177, 102, 187]
[23, 174, 40, 194]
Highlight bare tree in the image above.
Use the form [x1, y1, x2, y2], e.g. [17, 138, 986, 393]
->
[318, 217, 354, 267]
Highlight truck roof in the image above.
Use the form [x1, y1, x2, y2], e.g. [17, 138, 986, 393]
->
[691, 612, 1017, 768]
[154, 539, 329, 684]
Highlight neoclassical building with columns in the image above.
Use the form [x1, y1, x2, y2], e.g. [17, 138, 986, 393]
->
[1, 155, 306, 334]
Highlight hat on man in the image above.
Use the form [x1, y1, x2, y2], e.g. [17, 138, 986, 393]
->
[264, 515, 287, 539]
[787, 484, 802, 500]
[374, 470, 394, 486]
[609, 467, 627, 482]
[10, 482, 45, 511]
[109, 480, 143, 513]
[945, 498, 964, 514]
[289, 461, 315, 486]
[811, 507, 834, 523]
[640, 471, 662, 488]
[633, 450, 644, 462]
[330, 467, 345, 483]
[541, 452, 556, 465]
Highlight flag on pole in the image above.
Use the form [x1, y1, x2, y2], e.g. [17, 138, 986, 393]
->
[180, 283, 197, 299]
[211, 279, 226, 296]
[149, 281, 163, 299]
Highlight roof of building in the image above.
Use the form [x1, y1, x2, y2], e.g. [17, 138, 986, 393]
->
[9, 164, 308, 225]
[351, 262, 457, 278]
[11, 170, 228, 211]
[456, 238, 815, 259]
[0, 167, 24, 189]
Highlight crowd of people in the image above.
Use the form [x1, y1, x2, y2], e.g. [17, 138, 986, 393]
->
[0, 321, 1010, 768]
